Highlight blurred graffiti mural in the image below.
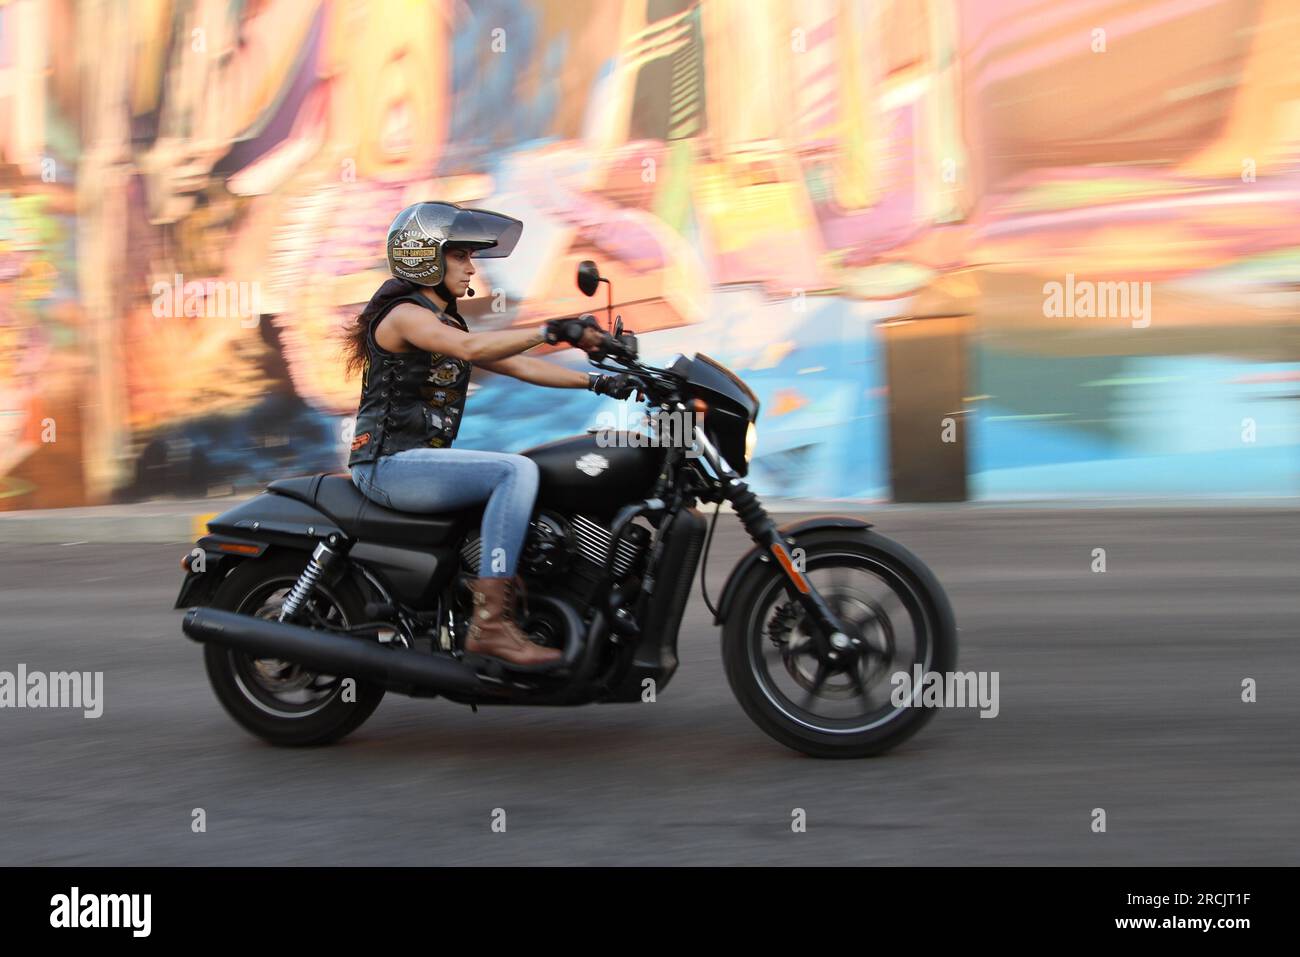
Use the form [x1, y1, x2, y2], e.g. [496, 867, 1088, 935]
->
[0, 0, 1295, 508]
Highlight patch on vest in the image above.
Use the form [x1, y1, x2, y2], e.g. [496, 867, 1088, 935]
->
[351, 432, 371, 452]
[430, 359, 463, 386]
[421, 386, 462, 408]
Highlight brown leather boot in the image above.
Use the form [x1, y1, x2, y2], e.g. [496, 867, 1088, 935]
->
[464, 577, 562, 669]
[513, 574, 528, 617]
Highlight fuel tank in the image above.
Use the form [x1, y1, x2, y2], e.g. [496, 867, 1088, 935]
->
[521, 432, 666, 520]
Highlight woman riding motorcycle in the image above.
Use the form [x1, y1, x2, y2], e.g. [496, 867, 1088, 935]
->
[342, 201, 636, 669]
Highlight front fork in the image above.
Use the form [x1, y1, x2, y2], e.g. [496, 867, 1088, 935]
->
[692, 427, 861, 665]
[724, 480, 860, 663]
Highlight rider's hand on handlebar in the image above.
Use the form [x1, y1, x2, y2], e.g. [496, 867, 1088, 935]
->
[587, 372, 647, 401]
[575, 326, 606, 355]
[544, 314, 604, 354]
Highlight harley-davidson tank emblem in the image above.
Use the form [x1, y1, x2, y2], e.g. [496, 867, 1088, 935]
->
[575, 453, 610, 477]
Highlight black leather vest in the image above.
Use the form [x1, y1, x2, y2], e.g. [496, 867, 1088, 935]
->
[348, 281, 473, 466]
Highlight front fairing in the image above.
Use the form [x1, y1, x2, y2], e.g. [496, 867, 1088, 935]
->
[670, 354, 759, 475]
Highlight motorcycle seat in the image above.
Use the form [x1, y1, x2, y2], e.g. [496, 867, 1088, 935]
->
[267, 473, 472, 548]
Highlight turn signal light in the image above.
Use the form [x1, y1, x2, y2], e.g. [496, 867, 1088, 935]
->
[216, 542, 261, 555]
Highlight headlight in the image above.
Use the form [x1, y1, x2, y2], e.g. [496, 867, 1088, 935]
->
[745, 422, 758, 462]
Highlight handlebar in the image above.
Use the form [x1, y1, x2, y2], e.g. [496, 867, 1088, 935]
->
[588, 332, 681, 405]
[597, 331, 637, 364]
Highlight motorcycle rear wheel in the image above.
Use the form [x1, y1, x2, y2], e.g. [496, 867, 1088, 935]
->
[202, 553, 386, 747]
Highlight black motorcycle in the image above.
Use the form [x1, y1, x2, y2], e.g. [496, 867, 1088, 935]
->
[176, 261, 957, 758]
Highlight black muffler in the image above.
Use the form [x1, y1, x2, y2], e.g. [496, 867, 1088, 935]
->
[183, 607, 481, 695]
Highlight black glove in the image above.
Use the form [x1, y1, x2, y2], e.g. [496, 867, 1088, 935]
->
[544, 314, 600, 346]
[587, 373, 643, 400]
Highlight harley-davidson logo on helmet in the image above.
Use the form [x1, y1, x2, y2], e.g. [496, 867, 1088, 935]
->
[395, 245, 439, 263]
[390, 228, 443, 281]
[393, 230, 434, 261]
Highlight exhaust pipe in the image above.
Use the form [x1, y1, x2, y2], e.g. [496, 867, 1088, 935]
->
[183, 607, 481, 695]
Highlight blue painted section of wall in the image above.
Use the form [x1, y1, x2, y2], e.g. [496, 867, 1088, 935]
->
[970, 351, 1299, 497]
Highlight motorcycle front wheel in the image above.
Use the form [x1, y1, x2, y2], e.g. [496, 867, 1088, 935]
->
[722, 530, 957, 758]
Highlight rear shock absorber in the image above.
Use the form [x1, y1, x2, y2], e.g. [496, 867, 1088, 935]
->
[279, 541, 342, 623]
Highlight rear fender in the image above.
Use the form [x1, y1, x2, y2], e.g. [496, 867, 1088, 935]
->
[177, 491, 454, 612]
[173, 534, 268, 609]
[206, 491, 345, 545]
[173, 490, 345, 612]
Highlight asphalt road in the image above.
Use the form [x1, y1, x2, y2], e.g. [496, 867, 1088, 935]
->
[0, 507, 1296, 865]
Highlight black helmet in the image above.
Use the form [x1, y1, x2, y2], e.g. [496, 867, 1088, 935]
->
[385, 201, 523, 287]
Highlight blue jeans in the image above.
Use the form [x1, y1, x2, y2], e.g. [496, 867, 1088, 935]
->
[351, 449, 539, 578]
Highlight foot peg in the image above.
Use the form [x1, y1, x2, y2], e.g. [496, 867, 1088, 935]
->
[462, 651, 566, 677]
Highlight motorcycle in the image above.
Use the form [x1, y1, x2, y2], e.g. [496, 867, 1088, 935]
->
[175, 261, 957, 758]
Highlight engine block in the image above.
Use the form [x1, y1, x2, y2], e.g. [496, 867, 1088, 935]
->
[459, 512, 647, 583]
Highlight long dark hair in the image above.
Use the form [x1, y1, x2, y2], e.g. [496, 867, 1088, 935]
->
[340, 277, 454, 379]
[339, 278, 410, 378]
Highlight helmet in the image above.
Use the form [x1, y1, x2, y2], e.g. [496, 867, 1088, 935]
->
[385, 201, 523, 286]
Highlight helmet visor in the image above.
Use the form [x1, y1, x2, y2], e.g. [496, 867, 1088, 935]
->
[444, 207, 523, 258]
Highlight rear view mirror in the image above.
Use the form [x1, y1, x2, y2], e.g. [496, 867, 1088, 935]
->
[577, 260, 601, 297]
